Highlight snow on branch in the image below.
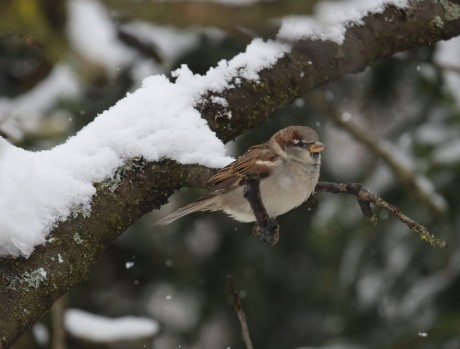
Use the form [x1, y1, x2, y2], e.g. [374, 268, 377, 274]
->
[0, 39, 286, 258]
[200, 0, 460, 141]
[1, 0, 458, 259]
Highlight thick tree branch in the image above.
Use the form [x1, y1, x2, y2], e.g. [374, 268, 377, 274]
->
[1, 1, 459, 346]
[0, 160, 214, 347]
[199, 0, 460, 142]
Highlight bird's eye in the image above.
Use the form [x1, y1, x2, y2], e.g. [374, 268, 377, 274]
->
[294, 140, 314, 149]
[294, 141, 308, 149]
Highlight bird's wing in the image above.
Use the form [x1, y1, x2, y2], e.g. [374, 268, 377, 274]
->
[205, 143, 279, 195]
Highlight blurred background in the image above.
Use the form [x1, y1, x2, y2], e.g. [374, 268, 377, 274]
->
[2, 0, 460, 348]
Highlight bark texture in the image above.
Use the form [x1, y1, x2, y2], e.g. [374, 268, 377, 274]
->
[1, 0, 460, 346]
[0, 161, 214, 347]
[200, 0, 460, 141]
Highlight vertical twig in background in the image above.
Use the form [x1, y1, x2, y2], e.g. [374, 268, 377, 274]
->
[51, 295, 67, 349]
[228, 276, 254, 349]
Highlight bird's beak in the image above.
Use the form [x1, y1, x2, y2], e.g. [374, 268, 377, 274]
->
[308, 141, 326, 153]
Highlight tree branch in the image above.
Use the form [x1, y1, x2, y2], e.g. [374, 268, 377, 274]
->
[0, 159, 214, 347]
[315, 182, 448, 248]
[199, 0, 460, 142]
[1, 0, 459, 346]
[308, 91, 447, 215]
[243, 173, 280, 245]
[240, 175, 446, 248]
[51, 296, 67, 349]
[229, 276, 254, 349]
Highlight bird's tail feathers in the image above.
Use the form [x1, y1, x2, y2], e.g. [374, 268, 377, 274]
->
[156, 199, 215, 225]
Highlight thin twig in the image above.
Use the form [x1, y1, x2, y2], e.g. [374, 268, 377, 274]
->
[243, 173, 279, 245]
[228, 276, 254, 349]
[315, 182, 447, 248]
[241, 173, 446, 248]
[51, 295, 67, 349]
[309, 91, 446, 215]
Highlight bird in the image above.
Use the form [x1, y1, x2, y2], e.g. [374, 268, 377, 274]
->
[156, 126, 325, 225]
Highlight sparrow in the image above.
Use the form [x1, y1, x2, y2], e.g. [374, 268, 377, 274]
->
[156, 126, 325, 225]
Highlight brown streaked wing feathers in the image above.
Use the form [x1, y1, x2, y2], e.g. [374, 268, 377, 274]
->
[203, 143, 278, 197]
[156, 143, 278, 224]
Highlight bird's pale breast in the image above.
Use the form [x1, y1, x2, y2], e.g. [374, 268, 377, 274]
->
[216, 159, 320, 222]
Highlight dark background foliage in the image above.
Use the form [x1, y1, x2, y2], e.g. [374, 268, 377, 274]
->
[2, 0, 460, 348]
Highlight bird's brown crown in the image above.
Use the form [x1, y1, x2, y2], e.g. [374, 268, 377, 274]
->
[271, 126, 319, 150]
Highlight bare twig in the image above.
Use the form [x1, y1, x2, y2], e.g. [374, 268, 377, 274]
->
[309, 91, 446, 215]
[315, 182, 447, 248]
[243, 173, 279, 245]
[228, 276, 254, 349]
[242, 173, 446, 248]
[51, 296, 67, 349]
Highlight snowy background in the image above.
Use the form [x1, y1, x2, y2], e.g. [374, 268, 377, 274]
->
[2, 0, 460, 348]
